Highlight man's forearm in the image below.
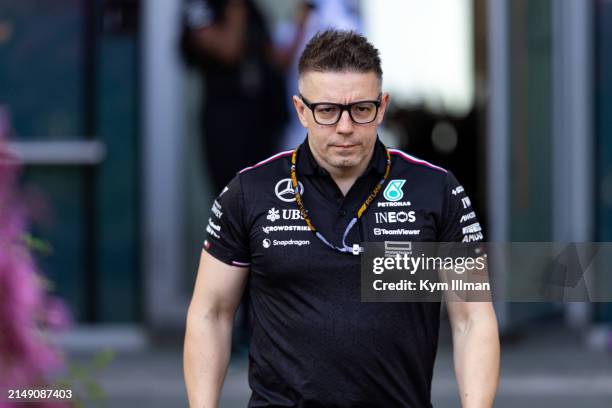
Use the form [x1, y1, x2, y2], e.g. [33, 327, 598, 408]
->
[193, 1, 247, 65]
[452, 313, 500, 408]
[184, 310, 234, 408]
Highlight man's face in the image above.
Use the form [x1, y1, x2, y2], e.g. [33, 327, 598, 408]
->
[293, 71, 389, 173]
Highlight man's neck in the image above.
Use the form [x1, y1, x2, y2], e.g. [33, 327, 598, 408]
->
[308, 141, 375, 196]
[327, 161, 369, 196]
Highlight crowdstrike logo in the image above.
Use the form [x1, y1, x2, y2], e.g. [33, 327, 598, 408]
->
[267, 208, 280, 222]
[262, 225, 310, 234]
[275, 179, 304, 202]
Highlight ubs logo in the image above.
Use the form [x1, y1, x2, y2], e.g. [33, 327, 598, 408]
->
[275, 179, 305, 202]
[266, 207, 303, 222]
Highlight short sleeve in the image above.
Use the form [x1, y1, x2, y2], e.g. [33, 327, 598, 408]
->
[438, 171, 484, 243]
[203, 175, 251, 267]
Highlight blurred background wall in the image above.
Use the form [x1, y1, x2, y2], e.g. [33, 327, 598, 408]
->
[1, 0, 611, 346]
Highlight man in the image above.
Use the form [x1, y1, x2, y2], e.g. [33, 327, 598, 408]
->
[184, 30, 499, 407]
[181, 0, 288, 193]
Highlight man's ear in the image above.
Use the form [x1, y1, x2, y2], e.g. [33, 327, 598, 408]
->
[293, 95, 309, 128]
[376, 92, 390, 125]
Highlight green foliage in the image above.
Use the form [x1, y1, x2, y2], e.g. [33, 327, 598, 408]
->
[22, 233, 53, 256]
[53, 348, 115, 407]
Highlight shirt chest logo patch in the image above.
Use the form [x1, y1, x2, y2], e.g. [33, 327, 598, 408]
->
[262, 238, 310, 248]
[275, 178, 304, 202]
[267, 208, 281, 222]
[267, 207, 303, 222]
[383, 179, 406, 202]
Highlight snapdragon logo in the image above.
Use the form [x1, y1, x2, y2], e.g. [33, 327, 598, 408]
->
[262, 238, 310, 248]
[274, 239, 310, 247]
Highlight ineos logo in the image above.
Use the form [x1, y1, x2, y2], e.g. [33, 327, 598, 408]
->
[275, 179, 304, 202]
[374, 210, 416, 224]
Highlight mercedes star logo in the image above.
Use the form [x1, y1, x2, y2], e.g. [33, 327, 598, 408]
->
[275, 178, 304, 202]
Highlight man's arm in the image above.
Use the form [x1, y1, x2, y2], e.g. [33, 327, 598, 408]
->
[191, 0, 247, 65]
[446, 301, 500, 408]
[184, 250, 249, 408]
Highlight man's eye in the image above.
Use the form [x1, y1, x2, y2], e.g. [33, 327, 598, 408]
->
[316, 107, 335, 113]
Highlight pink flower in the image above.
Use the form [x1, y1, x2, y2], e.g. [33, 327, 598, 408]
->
[0, 107, 72, 407]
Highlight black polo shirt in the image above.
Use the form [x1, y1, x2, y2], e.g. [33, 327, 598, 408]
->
[204, 137, 482, 408]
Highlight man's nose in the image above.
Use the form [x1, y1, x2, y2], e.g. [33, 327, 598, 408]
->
[335, 109, 354, 133]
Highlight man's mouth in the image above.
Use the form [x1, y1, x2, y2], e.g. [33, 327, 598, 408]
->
[331, 144, 358, 149]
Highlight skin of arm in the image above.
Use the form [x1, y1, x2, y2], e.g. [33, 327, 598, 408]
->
[191, 0, 247, 66]
[446, 300, 500, 408]
[270, 2, 312, 72]
[184, 250, 249, 408]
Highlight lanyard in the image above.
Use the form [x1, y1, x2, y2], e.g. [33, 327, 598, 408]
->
[290, 145, 392, 255]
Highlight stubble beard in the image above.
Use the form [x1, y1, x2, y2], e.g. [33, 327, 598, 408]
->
[324, 149, 366, 170]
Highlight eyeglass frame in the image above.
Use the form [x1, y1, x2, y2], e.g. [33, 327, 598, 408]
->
[299, 93, 383, 125]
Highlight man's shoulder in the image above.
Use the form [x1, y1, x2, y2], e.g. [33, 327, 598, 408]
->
[388, 148, 451, 183]
[237, 149, 293, 183]
[388, 148, 448, 173]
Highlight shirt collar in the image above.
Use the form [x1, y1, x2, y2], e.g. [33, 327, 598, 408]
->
[297, 136, 387, 177]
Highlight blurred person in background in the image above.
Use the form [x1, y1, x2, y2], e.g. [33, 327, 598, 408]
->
[181, 0, 288, 194]
[181, 0, 291, 356]
[184, 29, 499, 407]
[274, 0, 362, 150]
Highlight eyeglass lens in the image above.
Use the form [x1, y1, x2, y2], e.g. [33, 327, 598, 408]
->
[313, 102, 378, 124]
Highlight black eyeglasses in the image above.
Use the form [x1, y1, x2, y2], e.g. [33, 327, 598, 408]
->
[299, 93, 382, 125]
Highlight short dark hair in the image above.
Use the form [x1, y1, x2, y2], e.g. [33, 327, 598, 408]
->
[298, 29, 382, 80]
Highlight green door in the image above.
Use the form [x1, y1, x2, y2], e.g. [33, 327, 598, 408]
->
[0, 1, 140, 322]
